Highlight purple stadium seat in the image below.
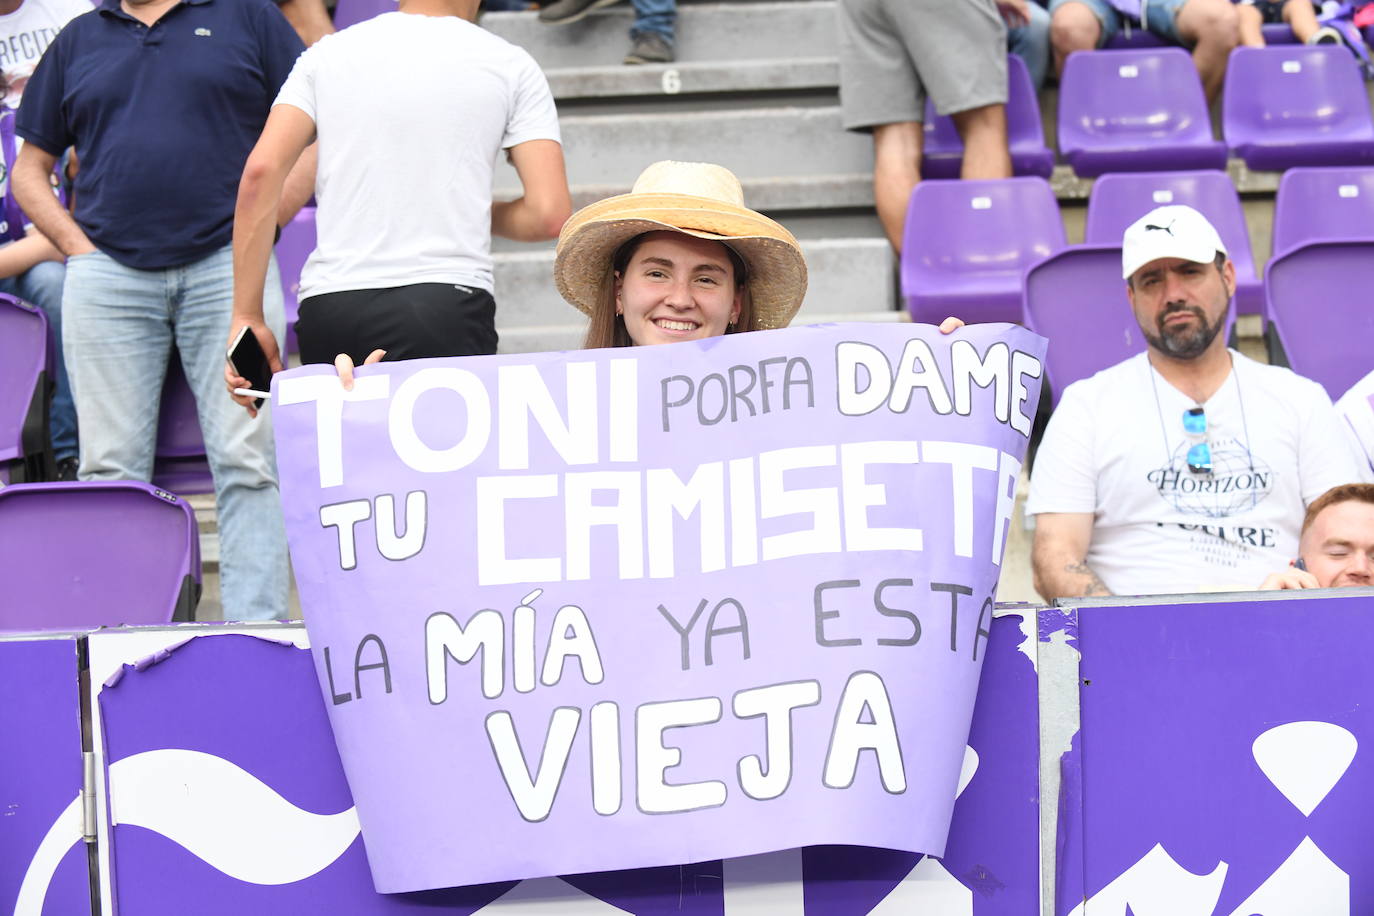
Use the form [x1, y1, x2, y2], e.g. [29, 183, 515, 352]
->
[0, 481, 200, 630]
[922, 55, 1055, 179]
[332, 0, 396, 29]
[1103, 22, 1294, 47]
[1272, 166, 1374, 255]
[1261, 22, 1300, 43]
[0, 294, 51, 485]
[152, 354, 214, 496]
[1103, 28, 1168, 49]
[1223, 46, 1374, 170]
[902, 177, 1065, 324]
[1265, 239, 1374, 400]
[1022, 245, 1144, 405]
[1085, 171, 1263, 317]
[1058, 48, 1227, 177]
[276, 206, 316, 357]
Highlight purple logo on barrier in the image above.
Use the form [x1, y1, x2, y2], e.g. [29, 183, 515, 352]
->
[272, 323, 1046, 892]
[1062, 594, 1374, 914]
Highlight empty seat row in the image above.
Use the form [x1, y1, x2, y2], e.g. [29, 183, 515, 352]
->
[926, 46, 1374, 182]
[1061, 46, 1374, 176]
[903, 167, 1374, 324]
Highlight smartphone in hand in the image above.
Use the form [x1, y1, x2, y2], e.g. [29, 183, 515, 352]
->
[227, 326, 273, 409]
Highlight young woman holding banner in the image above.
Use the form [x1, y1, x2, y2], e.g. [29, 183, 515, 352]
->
[335, 160, 960, 384]
[551, 159, 962, 347]
[552, 159, 808, 348]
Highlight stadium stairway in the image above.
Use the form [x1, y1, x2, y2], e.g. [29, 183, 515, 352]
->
[481, 0, 897, 352]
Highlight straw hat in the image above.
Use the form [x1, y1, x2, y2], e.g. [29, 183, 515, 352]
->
[553, 161, 808, 330]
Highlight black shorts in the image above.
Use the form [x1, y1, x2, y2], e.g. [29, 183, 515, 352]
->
[296, 283, 498, 366]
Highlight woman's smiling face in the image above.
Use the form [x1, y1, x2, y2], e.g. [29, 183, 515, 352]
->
[615, 231, 742, 346]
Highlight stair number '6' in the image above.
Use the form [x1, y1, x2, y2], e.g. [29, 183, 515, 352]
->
[661, 69, 681, 95]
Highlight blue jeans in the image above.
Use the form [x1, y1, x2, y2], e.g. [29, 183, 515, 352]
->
[62, 244, 290, 621]
[631, 0, 675, 42]
[1009, 1, 1052, 89]
[0, 259, 75, 462]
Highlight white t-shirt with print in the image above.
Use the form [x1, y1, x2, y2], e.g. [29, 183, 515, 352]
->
[274, 12, 560, 298]
[1335, 369, 1374, 480]
[1027, 350, 1365, 596]
[0, 0, 88, 110]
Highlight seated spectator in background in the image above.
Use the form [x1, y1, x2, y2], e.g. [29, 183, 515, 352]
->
[839, 0, 1013, 253]
[1260, 483, 1374, 588]
[1235, 0, 1341, 46]
[1335, 368, 1374, 479]
[1050, 0, 1239, 100]
[14, 0, 306, 621]
[228, 0, 569, 401]
[0, 0, 88, 478]
[538, 0, 676, 65]
[0, 102, 74, 477]
[1029, 205, 1362, 600]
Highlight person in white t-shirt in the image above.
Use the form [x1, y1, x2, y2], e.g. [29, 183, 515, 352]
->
[1027, 205, 1364, 599]
[225, 0, 571, 411]
[1334, 368, 1374, 479]
[0, 0, 87, 110]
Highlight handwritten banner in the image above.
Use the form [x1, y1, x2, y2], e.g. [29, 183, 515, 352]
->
[272, 322, 1046, 893]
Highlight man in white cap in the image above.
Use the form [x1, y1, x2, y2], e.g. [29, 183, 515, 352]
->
[1028, 204, 1364, 599]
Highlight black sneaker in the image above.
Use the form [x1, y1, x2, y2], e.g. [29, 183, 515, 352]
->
[54, 456, 79, 482]
[624, 31, 674, 65]
[538, 0, 620, 25]
[1309, 26, 1343, 45]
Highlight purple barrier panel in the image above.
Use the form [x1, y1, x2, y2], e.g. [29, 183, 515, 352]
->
[91, 616, 1039, 914]
[272, 322, 1047, 892]
[803, 609, 1040, 914]
[0, 636, 91, 916]
[1064, 592, 1374, 914]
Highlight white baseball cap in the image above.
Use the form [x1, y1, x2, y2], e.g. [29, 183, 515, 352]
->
[1120, 205, 1228, 280]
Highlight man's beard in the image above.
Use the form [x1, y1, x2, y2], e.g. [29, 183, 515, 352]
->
[1144, 302, 1223, 359]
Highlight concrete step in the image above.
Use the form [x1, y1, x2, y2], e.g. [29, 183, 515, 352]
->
[495, 105, 872, 204]
[492, 235, 895, 330]
[495, 172, 874, 221]
[481, 2, 838, 70]
[543, 57, 837, 101]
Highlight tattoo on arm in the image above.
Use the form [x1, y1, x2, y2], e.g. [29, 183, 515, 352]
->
[1064, 561, 1111, 597]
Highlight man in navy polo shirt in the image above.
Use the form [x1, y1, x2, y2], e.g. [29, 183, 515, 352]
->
[12, 0, 305, 621]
